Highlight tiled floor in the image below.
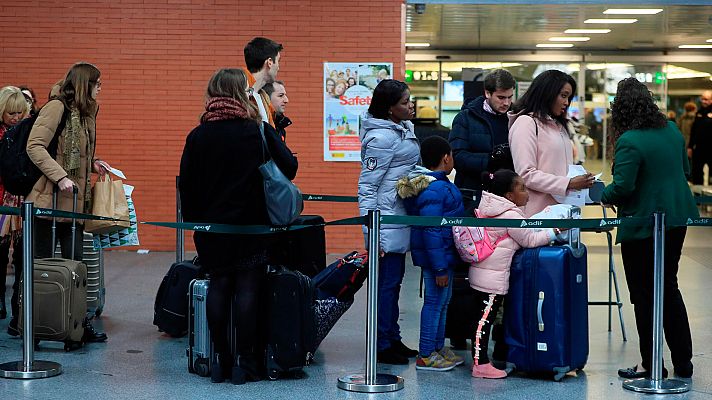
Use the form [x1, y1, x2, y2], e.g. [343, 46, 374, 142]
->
[1, 201, 711, 399]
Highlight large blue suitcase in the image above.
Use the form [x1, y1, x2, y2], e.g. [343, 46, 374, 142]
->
[504, 243, 588, 381]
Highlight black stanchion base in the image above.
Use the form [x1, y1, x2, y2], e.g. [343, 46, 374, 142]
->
[0, 360, 62, 379]
[623, 377, 689, 394]
[337, 373, 404, 393]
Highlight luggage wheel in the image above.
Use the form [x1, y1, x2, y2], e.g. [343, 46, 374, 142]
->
[194, 358, 210, 377]
[267, 369, 280, 381]
[64, 341, 83, 352]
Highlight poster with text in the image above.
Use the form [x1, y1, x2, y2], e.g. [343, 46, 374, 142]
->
[324, 62, 392, 161]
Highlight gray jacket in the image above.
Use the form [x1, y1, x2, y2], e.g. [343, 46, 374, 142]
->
[358, 114, 420, 253]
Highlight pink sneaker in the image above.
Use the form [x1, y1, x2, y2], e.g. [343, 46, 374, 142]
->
[472, 362, 507, 379]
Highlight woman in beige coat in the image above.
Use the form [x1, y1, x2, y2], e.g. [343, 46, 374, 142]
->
[26, 62, 110, 343]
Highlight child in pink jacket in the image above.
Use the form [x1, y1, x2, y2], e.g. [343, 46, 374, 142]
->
[470, 169, 560, 379]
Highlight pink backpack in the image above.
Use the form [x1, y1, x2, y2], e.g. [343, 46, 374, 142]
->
[452, 211, 509, 265]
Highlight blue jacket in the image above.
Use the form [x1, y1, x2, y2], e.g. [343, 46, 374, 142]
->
[358, 114, 420, 253]
[396, 169, 465, 276]
[448, 96, 512, 204]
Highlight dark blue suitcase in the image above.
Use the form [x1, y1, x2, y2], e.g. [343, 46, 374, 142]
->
[312, 251, 367, 301]
[504, 243, 588, 381]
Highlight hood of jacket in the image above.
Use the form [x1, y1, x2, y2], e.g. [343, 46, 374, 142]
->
[359, 113, 415, 141]
[395, 166, 439, 199]
[477, 190, 521, 218]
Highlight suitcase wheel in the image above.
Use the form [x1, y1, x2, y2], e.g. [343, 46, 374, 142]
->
[267, 369, 280, 381]
[194, 358, 210, 377]
[64, 341, 83, 352]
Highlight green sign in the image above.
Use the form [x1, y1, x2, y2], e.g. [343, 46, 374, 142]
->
[405, 69, 413, 82]
[655, 72, 666, 84]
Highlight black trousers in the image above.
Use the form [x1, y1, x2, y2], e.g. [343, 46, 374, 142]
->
[620, 227, 692, 371]
[34, 219, 83, 260]
[690, 151, 712, 185]
[471, 289, 503, 365]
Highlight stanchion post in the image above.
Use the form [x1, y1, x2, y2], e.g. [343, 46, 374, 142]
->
[623, 212, 688, 394]
[0, 202, 62, 379]
[337, 210, 404, 393]
[176, 176, 184, 263]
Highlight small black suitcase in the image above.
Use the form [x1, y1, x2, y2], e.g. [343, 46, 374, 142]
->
[153, 257, 200, 337]
[263, 265, 315, 380]
[275, 215, 326, 277]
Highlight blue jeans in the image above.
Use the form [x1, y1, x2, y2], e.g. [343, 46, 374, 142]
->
[419, 268, 454, 357]
[377, 252, 406, 351]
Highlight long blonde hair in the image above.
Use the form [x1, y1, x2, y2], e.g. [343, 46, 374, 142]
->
[57, 62, 101, 118]
[206, 68, 260, 122]
[0, 86, 30, 123]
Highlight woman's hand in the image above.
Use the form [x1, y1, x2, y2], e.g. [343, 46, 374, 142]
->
[58, 177, 76, 193]
[435, 275, 449, 288]
[94, 159, 111, 176]
[567, 173, 595, 190]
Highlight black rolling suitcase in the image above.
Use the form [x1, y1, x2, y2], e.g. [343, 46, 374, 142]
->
[276, 215, 326, 277]
[263, 265, 316, 380]
[153, 257, 200, 337]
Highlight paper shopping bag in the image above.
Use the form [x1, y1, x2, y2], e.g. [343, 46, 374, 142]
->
[84, 175, 131, 234]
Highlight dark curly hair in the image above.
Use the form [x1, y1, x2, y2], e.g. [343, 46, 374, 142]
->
[610, 77, 667, 141]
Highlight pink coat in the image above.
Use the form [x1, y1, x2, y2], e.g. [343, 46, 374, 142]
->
[469, 191, 555, 295]
[508, 112, 573, 217]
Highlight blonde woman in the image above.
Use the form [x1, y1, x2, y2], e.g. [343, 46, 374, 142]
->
[0, 86, 30, 325]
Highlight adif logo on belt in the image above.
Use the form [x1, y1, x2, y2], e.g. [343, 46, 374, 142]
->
[520, 220, 543, 228]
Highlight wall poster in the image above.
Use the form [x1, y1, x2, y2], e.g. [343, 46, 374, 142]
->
[323, 62, 393, 161]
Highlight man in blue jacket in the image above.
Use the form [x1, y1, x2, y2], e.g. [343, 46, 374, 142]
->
[449, 69, 515, 212]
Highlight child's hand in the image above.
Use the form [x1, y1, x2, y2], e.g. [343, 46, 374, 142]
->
[436, 275, 449, 287]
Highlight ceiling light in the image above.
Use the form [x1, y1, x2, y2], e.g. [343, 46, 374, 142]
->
[679, 44, 712, 49]
[549, 37, 590, 42]
[586, 63, 633, 70]
[405, 42, 430, 47]
[665, 65, 711, 80]
[585, 19, 638, 24]
[565, 29, 611, 34]
[707, 39, 712, 43]
[536, 43, 574, 48]
[603, 9, 663, 15]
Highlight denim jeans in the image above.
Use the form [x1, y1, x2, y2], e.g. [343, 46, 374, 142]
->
[377, 252, 406, 351]
[419, 268, 454, 357]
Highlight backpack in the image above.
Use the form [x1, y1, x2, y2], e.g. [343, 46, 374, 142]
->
[452, 210, 509, 264]
[0, 105, 69, 196]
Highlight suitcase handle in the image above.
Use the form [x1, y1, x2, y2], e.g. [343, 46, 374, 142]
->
[537, 291, 545, 332]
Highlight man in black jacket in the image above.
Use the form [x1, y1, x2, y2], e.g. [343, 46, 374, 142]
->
[264, 80, 292, 141]
[449, 69, 515, 212]
[688, 90, 712, 185]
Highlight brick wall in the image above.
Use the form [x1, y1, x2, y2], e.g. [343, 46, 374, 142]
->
[0, 0, 406, 253]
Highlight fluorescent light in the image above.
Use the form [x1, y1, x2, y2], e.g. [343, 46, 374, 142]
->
[585, 18, 638, 24]
[405, 42, 430, 47]
[565, 29, 611, 34]
[549, 36, 590, 42]
[603, 9, 663, 15]
[536, 43, 574, 48]
[679, 45, 712, 49]
[707, 39, 712, 43]
[665, 65, 710, 80]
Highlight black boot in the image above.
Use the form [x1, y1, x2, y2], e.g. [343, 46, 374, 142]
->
[210, 352, 233, 383]
[82, 321, 108, 343]
[232, 354, 262, 385]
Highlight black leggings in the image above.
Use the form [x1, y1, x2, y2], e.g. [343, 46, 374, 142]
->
[471, 289, 503, 365]
[207, 267, 266, 359]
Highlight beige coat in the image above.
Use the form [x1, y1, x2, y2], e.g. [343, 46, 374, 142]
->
[26, 99, 97, 220]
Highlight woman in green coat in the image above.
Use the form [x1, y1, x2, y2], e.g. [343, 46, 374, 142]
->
[602, 77, 699, 380]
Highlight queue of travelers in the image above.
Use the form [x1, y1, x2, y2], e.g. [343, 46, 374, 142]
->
[0, 42, 700, 386]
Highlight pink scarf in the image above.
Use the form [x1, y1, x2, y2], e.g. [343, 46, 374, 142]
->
[201, 97, 249, 122]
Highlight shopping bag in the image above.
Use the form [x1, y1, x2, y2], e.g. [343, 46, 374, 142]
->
[84, 175, 131, 234]
[93, 184, 140, 249]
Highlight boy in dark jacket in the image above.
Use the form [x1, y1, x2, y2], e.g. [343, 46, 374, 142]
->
[396, 136, 465, 371]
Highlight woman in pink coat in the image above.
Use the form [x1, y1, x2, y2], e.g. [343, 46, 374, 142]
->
[469, 169, 560, 379]
[508, 70, 594, 217]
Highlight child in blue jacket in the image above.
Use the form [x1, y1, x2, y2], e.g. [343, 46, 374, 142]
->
[397, 136, 465, 371]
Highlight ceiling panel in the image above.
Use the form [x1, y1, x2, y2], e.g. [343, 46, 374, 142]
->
[405, 4, 712, 51]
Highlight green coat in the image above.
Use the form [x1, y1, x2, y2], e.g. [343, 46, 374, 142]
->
[601, 121, 698, 243]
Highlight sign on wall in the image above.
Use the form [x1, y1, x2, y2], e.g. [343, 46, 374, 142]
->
[323, 62, 393, 162]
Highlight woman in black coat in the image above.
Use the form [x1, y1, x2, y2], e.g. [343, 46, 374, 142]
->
[179, 68, 297, 384]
